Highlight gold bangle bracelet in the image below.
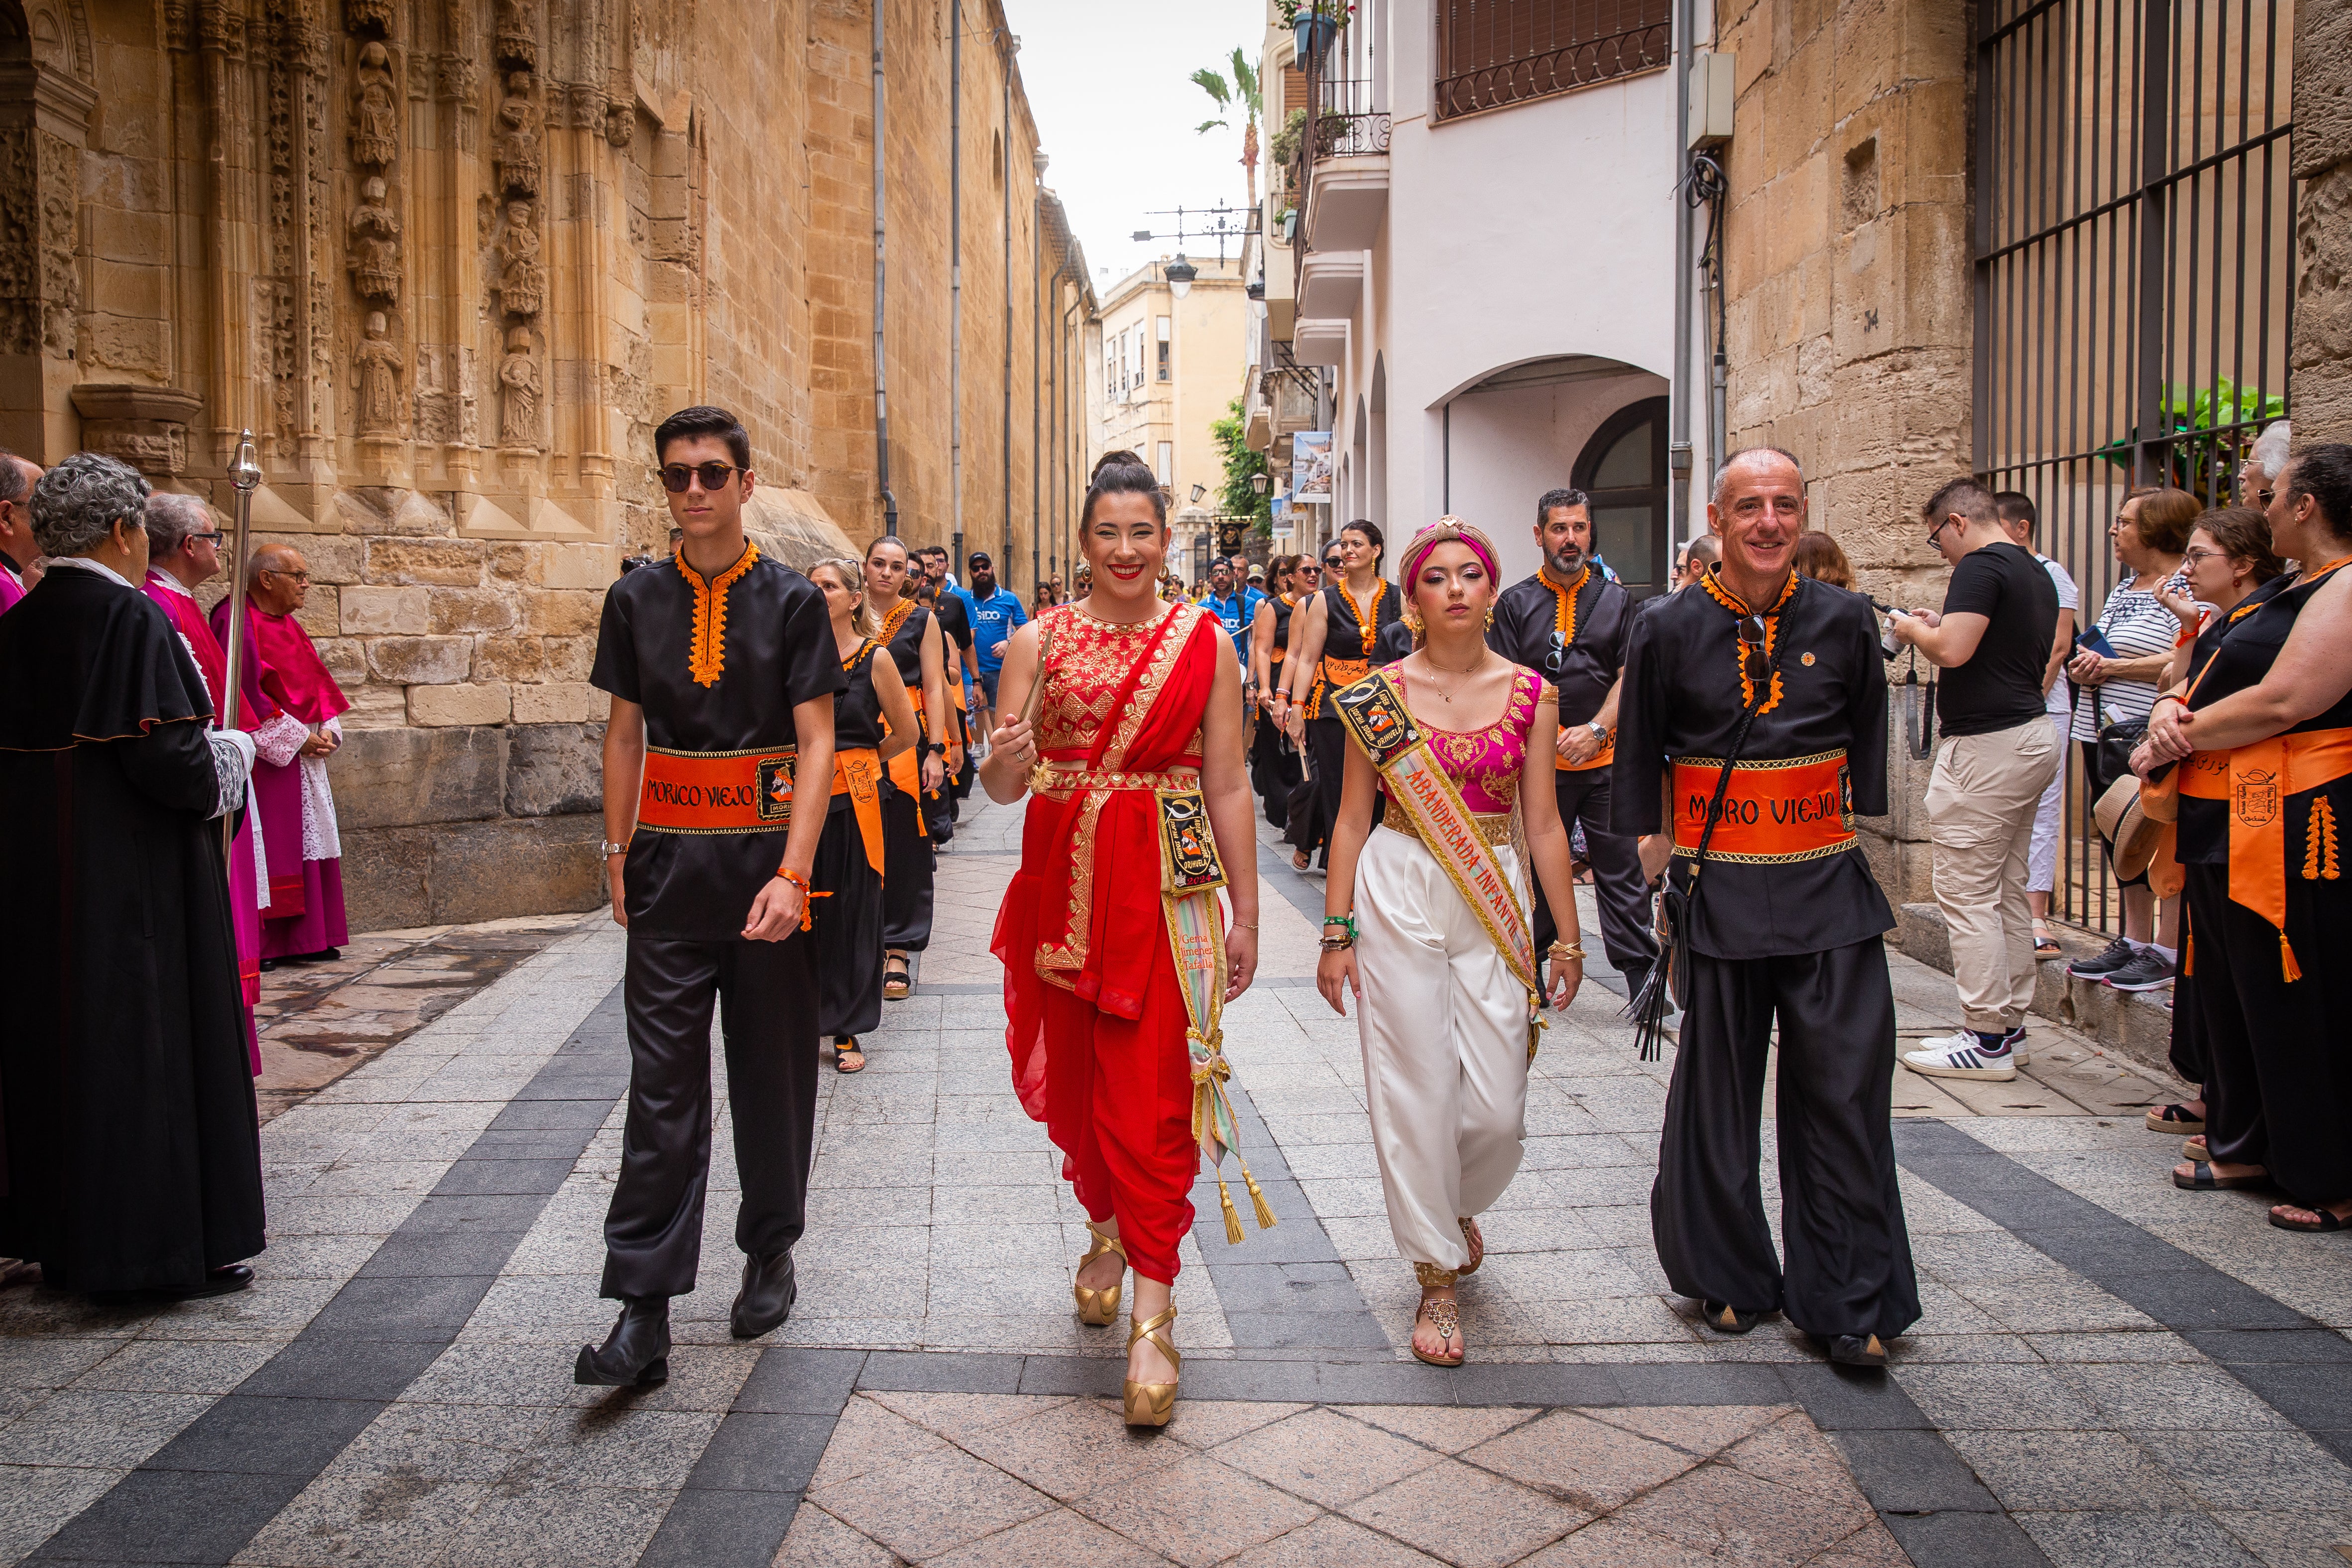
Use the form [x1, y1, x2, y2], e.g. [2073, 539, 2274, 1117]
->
[1548, 942, 1586, 961]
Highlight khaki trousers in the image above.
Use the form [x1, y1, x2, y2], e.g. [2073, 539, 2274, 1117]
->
[1924, 717, 2064, 1033]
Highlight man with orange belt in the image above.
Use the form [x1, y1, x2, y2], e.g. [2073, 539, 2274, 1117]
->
[580, 405, 843, 1387]
[1614, 448, 1917, 1369]
[1488, 486, 1655, 992]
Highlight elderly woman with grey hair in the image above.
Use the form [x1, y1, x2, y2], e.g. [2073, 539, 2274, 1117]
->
[0, 451, 268, 1300]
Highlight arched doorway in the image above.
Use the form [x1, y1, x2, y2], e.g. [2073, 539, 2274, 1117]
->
[1573, 395, 1669, 598]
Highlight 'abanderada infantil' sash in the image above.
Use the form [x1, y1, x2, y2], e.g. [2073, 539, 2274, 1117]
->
[1332, 670, 1547, 1056]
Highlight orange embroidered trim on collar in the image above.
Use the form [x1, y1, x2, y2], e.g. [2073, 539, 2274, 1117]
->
[678, 543, 759, 687]
[1697, 564, 1799, 715]
[1542, 565, 1590, 651]
[879, 598, 917, 644]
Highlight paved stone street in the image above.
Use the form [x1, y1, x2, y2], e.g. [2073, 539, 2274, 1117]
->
[2, 797, 2348, 1568]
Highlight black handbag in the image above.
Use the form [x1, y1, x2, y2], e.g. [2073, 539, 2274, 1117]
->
[2086, 689, 2146, 802]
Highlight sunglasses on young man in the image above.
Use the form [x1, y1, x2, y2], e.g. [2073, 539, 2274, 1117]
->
[659, 461, 742, 494]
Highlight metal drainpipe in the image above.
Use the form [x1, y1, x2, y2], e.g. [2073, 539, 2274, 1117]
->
[950, 0, 964, 573]
[1669, 0, 1694, 553]
[873, 0, 897, 535]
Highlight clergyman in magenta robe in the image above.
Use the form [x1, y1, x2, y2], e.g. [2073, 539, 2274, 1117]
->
[143, 494, 264, 1071]
[210, 545, 351, 962]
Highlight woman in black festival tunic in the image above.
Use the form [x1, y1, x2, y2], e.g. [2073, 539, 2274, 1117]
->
[1280, 522, 1401, 865]
[807, 560, 918, 1073]
[862, 536, 950, 997]
[2141, 443, 2352, 1232]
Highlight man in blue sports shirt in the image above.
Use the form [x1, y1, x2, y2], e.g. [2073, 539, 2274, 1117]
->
[960, 550, 1027, 738]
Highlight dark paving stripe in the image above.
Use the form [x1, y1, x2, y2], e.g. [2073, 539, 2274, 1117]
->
[1895, 1116, 2352, 1466]
[637, 1349, 866, 1568]
[1188, 1082, 1392, 1353]
[29, 981, 631, 1567]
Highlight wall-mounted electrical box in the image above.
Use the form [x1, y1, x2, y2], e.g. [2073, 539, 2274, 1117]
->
[1687, 52, 1735, 148]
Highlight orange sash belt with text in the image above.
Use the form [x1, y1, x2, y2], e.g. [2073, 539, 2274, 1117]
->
[637, 744, 798, 834]
[1670, 749, 1856, 864]
[2178, 726, 2352, 978]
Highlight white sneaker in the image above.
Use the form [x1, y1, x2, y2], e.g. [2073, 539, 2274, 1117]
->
[1902, 1029, 2018, 1082]
[2001, 1025, 2031, 1067]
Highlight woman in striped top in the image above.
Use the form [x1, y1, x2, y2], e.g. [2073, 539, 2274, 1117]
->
[2063, 486, 2199, 986]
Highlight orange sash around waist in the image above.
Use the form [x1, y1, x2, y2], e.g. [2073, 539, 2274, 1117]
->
[1557, 730, 1617, 773]
[2181, 727, 2352, 979]
[832, 747, 886, 874]
[638, 744, 796, 834]
[1671, 749, 1856, 864]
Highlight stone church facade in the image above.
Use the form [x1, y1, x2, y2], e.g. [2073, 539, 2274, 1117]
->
[0, 0, 1091, 927]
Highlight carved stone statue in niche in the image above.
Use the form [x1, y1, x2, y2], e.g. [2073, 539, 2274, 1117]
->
[494, 0, 537, 69]
[347, 175, 402, 301]
[494, 73, 540, 198]
[352, 41, 400, 168]
[497, 326, 540, 449]
[355, 311, 403, 436]
[496, 200, 544, 317]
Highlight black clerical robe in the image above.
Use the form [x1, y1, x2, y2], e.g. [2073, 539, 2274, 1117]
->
[0, 568, 265, 1293]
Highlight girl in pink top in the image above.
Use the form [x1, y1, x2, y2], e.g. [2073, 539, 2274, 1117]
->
[1317, 519, 1585, 1367]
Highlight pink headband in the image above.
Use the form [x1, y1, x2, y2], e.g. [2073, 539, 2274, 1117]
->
[1399, 517, 1501, 584]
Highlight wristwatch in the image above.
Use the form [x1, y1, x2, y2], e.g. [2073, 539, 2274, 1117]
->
[1586, 721, 1609, 742]
[600, 839, 631, 857]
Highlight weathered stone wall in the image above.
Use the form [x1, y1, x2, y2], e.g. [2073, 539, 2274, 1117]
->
[1713, 0, 1974, 909]
[0, 0, 1086, 929]
[2292, 0, 2352, 443]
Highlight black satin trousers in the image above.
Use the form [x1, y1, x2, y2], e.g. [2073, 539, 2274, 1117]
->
[1650, 936, 1921, 1341]
[599, 931, 819, 1301]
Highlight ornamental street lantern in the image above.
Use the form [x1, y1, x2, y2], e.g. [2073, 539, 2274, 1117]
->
[1164, 254, 1197, 298]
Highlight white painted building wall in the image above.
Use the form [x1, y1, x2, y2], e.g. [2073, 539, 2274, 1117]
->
[1298, 0, 1683, 591]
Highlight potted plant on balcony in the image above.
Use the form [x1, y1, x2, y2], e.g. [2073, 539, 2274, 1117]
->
[1290, 1, 1351, 67]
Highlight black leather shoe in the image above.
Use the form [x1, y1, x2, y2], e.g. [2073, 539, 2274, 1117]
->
[1701, 1300, 1760, 1334]
[575, 1296, 671, 1386]
[1829, 1332, 1889, 1368]
[94, 1264, 255, 1305]
[729, 1251, 797, 1340]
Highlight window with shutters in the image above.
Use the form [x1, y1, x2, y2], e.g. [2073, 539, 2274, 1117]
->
[1432, 0, 1672, 122]
[1156, 317, 1171, 382]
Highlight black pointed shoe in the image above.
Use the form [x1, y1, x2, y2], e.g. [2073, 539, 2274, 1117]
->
[729, 1251, 797, 1340]
[1830, 1333, 1889, 1368]
[1701, 1300, 1760, 1335]
[574, 1296, 671, 1386]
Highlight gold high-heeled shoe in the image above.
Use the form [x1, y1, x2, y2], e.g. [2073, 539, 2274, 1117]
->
[1123, 1304, 1180, 1427]
[1073, 1220, 1127, 1326]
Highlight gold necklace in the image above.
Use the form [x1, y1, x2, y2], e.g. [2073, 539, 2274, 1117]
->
[1419, 649, 1485, 704]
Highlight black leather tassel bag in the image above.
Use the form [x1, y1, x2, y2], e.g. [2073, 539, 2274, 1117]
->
[1626, 620, 1790, 1061]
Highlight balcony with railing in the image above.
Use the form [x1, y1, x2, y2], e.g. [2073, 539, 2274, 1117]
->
[1296, 76, 1391, 254]
[1433, 0, 1672, 122]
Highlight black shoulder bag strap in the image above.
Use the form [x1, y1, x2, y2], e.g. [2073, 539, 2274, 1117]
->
[1626, 600, 1794, 1061]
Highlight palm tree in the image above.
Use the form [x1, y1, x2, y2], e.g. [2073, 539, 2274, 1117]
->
[1190, 48, 1263, 209]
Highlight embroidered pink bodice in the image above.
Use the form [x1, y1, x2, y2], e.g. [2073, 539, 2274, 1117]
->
[1382, 663, 1546, 814]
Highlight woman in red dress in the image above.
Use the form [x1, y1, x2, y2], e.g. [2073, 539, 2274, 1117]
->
[981, 460, 1261, 1427]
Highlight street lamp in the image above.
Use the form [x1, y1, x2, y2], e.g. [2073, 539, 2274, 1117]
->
[1249, 473, 1270, 496]
[1190, 483, 1207, 503]
[1164, 253, 1197, 298]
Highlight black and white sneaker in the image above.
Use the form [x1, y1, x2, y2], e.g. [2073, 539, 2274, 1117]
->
[2103, 949, 2177, 992]
[2001, 1025, 2031, 1068]
[2066, 936, 2138, 981]
[1901, 1030, 2018, 1082]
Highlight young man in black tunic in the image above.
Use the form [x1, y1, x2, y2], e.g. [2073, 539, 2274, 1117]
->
[1488, 487, 1659, 992]
[580, 407, 844, 1385]
[1614, 447, 1918, 1368]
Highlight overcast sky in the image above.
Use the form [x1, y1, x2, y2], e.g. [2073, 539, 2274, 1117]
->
[1002, 0, 1268, 287]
